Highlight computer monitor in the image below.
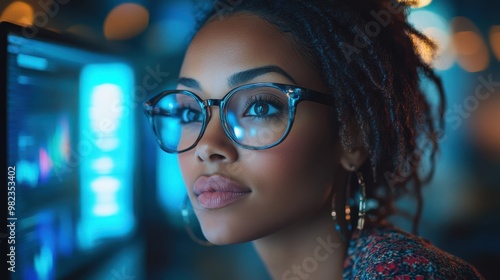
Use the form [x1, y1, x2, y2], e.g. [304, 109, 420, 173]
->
[1, 21, 137, 279]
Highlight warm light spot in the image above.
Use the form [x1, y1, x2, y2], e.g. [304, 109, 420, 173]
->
[399, 0, 432, 8]
[470, 96, 500, 158]
[489, 26, 500, 62]
[454, 31, 483, 55]
[103, 3, 149, 40]
[451, 17, 489, 72]
[453, 31, 489, 72]
[414, 0, 432, 8]
[0, 1, 34, 26]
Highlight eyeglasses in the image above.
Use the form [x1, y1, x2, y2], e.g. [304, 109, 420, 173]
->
[143, 82, 334, 153]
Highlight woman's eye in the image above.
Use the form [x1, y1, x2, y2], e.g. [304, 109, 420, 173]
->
[180, 108, 202, 123]
[245, 101, 280, 117]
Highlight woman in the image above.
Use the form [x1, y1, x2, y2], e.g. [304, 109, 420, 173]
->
[143, 0, 484, 278]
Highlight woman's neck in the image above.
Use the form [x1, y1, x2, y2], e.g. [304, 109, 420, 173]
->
[252, 206, 347, 280]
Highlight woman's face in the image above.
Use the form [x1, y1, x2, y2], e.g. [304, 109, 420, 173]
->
[178, 13, 342, 244]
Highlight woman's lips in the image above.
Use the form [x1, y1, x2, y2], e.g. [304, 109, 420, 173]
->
[193, 175, 251, 209]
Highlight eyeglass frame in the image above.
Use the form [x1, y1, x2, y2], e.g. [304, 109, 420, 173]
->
[143, 82, 335, 154]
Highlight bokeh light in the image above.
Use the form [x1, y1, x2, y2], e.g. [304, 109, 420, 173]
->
[414, 0, 432, 8]
[103, 3, 149, 40]
[145, 2, 196, 55]
[0, 1, 34, 26]
[451, 17, 490, 72]
[469, 94, 500, 158]
[400, 0, 433, 8]
[489, 25, 500, 62]
[408, 10, 454, 70]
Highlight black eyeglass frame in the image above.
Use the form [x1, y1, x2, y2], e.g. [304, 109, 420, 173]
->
[143, 82, 335, 153]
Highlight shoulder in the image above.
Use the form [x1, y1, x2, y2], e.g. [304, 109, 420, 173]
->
[343, 222, 484, 279]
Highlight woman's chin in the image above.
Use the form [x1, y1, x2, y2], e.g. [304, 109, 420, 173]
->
[202, 230, 253, 245]
[201, 224, 265, 245]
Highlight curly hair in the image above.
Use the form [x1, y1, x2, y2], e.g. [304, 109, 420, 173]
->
[194, 0, 445, 235]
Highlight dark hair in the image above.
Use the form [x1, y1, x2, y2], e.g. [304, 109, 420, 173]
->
[194, 0, 445, 234]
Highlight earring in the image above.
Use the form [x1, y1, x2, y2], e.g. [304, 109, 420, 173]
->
[181, 195, 213, 246]
[331, 201, 344, 242]
[356, 171, 367, 231]
[331, 168, 367, 241]
[331, 168, 352, 242]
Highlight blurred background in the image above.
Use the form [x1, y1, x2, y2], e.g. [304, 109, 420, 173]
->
[1, 0, 499, 279]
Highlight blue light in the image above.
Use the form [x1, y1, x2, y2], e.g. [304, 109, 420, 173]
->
[146, 1, 196, 54]
[90, 176, 120, 216]
[157, 151, 186, 218]
[16, 159, 39, 188]
[92, 156, 115, 174]
[155, 85, 187, 223]
[17, 54, 48, 70]
[34, 245, 54, 280]
[77, 63, 136, 250]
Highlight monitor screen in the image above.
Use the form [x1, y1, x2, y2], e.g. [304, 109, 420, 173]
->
[1, 21, 137, 280]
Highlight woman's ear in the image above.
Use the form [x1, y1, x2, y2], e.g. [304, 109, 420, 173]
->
[339, 148, 368, 171]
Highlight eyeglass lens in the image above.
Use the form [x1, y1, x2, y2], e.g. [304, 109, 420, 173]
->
[151, 86, 291, 152]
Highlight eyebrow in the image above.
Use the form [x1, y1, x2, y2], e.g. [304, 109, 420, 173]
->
[227, 65, 297, 88]
[177, 77, 201, 90]
[177, 65, 297, 91]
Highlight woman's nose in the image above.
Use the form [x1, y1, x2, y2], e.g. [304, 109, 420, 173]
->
[195, 108, 238, 163]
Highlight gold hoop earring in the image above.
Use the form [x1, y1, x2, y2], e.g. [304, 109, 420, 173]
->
[356, 171, 367, 231]
[331, 168, 367, 241]
[331, 168, 352, 241]
[331, 202, 345, 242]
[181, 195, 213, 246]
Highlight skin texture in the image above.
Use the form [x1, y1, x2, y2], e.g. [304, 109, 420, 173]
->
[177, 13, 365, 279]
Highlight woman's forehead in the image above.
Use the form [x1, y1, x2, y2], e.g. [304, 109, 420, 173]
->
[186, 14, 294, 66]
[179, 13, 326, 94]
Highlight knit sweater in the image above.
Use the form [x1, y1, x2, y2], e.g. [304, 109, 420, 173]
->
[343, 223, 484, 279]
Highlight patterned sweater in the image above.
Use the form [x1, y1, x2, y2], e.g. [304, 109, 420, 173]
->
[343, 223, 484, 279]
